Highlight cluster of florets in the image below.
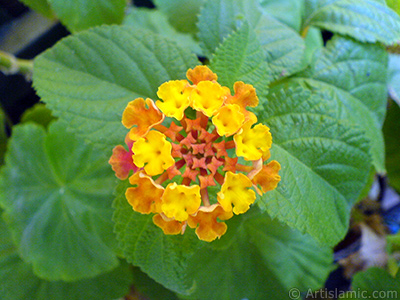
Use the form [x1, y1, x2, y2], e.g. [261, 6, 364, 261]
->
[109, 66, 280, 242]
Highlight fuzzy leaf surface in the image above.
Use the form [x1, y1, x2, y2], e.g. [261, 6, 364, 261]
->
[0, 121, 118, 281]
[210, 22, 270, 94]
[303, 0, 400, 45]
[198, 0, 305, 80]
[0, 215, 132, 300]
[255, 86, 371, 245]
[33, 25, 199, 151]
[291, 35, 388, 172]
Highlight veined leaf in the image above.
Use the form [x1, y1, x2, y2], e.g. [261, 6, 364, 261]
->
[303, 0, 400, 45]
[291, 35, 388, 172]
[256, 86, 371, 245]
[210, 22, 270, 95]
[0, 121, 119, 281]
[186, 211, 332, 300]
[154, 0, 205, 34]
[0, 215, 133, 300]
[198, 0, 305, 80]
[383, 103, 400, 193]
[47, 0, 126, 32]
[113, 180, 203, 295]
[123, 8, 201, 55]
[33, 25, 199, 151]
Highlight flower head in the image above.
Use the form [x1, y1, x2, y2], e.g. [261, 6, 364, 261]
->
[110, 66, 281, 242]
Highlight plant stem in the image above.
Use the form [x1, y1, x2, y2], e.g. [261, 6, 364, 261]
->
[0, 50, 34, 80]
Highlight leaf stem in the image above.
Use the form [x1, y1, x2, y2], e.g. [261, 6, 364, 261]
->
[0, 50, 34, 80]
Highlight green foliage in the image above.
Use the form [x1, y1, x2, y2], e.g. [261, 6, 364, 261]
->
[383, 103, 400, 193]
[187, 211, 332, 300]
[198, 0, 305, 80]
[0, 121, 119, 281]
[259, 0, 305, 31]
[20, 103, 56, 128]
[0, 215, 133, 300]
[18, 0, 55, 19]
[33, 26, 199, 151]
[210, 22, 270, 95]
[123, 7, 201, 54]
[303, 0, 400, 45]
[114, 180, 332, 299]
[387, 0, 400, 15]
[10, 0, 400, 298]
[154, 0, 205, 34]
[256, 86, 371, 245]
[47, 0, 126, 32]
[113, 180, 202, 295]
[291, 35, 388, 172]
[340, 268, 400, 299]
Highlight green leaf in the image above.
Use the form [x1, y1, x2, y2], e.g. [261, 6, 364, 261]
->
[0, 121, 119, 281]
[303, 0, 400, 45]
[198, 0, 262, 58]
[303, 27, 323, 67]
[383, 103, 400, 193]
[33, 25, 199, 151]
[259, 0, 305, 31]
[198, 0, 305, 80]
[47, 0, 126, 32]
[256, 86, 371, 245]
[0, 108, 7, 165]
[210, 22, 270, 95]
[291, 35, 388, 172]
[20, 103, 56, 128]
[387, 0, 400, 15]
[340, 268, 400, 299]
[18, 0, 55, 19]
[123, 7, 202, 55]
[113, 180, 203, 295]
[254, 13, 305, 80]
[154, 0, 205, 34]
[186, 211, 333, 300]
[388, 54, 400, 105]
[0, 214, 133, 300]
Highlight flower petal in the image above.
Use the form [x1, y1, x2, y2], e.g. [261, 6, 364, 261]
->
[217, 172, 256, 214]
[156, 80, 191, 120]
[212, 104, 245, 136]
[122, 98, 164, 141]
[109, 145, 138, 180]
[191, 81, 227, 117]
[153, 213, 183, 235]
[126, 172, 164, 214]
[226, 81, 259, 108]
[234, 122, 272, 161]
[161, 183, 201, 221]
[132, 131, 175, 176]
[252, 160, 281, 195]
[187, 204, 233, 242]
[186, 65, 217, 84]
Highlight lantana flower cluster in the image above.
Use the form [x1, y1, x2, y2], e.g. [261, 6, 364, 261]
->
[109, 66, 281, 242]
